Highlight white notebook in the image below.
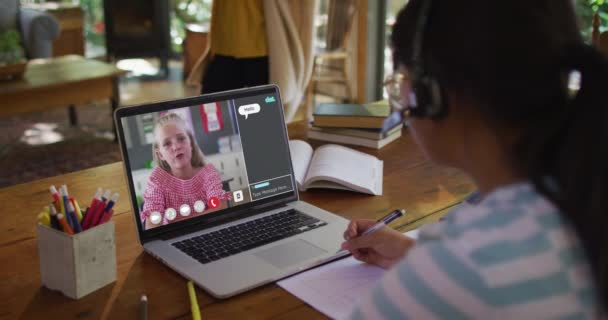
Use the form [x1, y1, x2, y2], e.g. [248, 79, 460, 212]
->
[277, 229, 419, 319]
[288, 140, 383, 196]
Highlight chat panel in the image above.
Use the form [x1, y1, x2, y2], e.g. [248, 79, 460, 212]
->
[233, 94, 295, 199]
[249, 175, 293, 201]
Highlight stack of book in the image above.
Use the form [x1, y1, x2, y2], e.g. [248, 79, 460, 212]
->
[308, 100, 403, 149]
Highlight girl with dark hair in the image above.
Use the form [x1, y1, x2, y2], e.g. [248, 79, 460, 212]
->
[341, 0, 606, 318]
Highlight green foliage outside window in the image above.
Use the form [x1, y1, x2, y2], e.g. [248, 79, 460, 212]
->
[79, 0, 105, 49]
[170, 0, 212, 53]
[576, 0, 608, 41]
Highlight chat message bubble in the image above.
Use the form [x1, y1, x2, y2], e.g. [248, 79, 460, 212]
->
[238, 103, 261, 119]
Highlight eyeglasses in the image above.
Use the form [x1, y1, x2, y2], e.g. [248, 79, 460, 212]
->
[383, 72, 411, 122]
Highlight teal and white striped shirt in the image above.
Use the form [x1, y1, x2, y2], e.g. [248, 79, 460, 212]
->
[349, 183, 598, 319]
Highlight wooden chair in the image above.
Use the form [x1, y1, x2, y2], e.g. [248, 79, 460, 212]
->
[306, 0, 357, 118]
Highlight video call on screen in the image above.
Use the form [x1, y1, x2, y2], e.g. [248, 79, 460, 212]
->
[121, 93, 295, 230]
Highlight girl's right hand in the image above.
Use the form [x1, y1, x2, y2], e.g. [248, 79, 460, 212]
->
[341, 219, 416, 269]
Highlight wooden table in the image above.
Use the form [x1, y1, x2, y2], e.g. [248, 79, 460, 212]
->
[0, 122, 475, 319]
[0, 55, 126, 127]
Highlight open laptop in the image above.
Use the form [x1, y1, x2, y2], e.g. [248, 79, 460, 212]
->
[114, 85, 350, 298]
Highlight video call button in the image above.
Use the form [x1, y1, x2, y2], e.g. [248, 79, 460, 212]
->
[193, 200, 206, 213]
[165, 208, 177, 221]
[233, 190, 244, 203]
[150, 211, 162, 225]
[179, 204, 191, 216]
[208, 197, 219, 209]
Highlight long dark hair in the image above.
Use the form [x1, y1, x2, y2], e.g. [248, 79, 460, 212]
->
[392, 0, 607, 308]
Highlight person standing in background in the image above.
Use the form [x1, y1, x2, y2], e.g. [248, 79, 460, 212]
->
[200, 0, 269, 94]
[187, 1, 317, 122]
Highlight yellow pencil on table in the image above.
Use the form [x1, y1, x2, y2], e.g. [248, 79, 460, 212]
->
[187, 281, 201, 320]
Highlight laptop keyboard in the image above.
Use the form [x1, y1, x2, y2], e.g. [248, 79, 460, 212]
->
[172, 209, 328, 264]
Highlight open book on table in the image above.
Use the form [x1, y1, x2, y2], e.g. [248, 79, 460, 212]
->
[288, 140, 383, 196]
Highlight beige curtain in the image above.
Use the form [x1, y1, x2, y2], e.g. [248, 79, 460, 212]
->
[264, 0, 316, 122]
[326, 0, 356, 51]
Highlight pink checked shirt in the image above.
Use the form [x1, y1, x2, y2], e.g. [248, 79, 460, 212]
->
[141, 164, 232, 226]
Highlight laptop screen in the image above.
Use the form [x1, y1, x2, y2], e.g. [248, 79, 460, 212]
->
[115, 86, 297, 237]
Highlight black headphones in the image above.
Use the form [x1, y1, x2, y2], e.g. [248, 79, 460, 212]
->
[408, 0, 448, 118]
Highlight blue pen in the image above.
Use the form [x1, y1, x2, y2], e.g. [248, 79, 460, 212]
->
[67, 202, 82, 233]
[61, 185, 75, 229]
[103, 193, 119, 212]
[62, 185, 82, 233]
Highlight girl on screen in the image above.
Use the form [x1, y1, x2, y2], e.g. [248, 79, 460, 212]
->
[141, 113, 231, 230]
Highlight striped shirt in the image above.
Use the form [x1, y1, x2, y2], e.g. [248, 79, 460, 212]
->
[349, 182, 598, 319]
[142, 164, 231, 226]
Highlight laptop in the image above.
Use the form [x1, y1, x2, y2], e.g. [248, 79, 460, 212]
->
[114, 85, 350, 298]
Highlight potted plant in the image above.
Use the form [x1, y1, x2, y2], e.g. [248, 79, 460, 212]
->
[0, 29, 26, 80]
[0, 29, 25, 65]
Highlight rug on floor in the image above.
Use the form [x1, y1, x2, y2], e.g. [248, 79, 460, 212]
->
[0, 102, 122, 188]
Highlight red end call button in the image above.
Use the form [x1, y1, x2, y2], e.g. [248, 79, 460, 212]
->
[208, 197, 219, 209]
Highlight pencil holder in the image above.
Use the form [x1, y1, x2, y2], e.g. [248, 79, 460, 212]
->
[36, 221, 117, 299]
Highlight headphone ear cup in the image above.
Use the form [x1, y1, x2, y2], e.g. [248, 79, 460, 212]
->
[428, 77, 448, 118]
[412, 76, 447, 118]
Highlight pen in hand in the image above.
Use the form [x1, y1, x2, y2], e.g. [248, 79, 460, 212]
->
[360, 209, 406, 237]
[339, 209, 406, 253]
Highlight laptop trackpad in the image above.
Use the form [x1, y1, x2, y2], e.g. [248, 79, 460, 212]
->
[254, 239, 326, 269]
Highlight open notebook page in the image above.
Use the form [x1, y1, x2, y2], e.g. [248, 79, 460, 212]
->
[305, 144, 382, 195]
[277, 229, 419, 319]
[288, 140, 314, 189]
